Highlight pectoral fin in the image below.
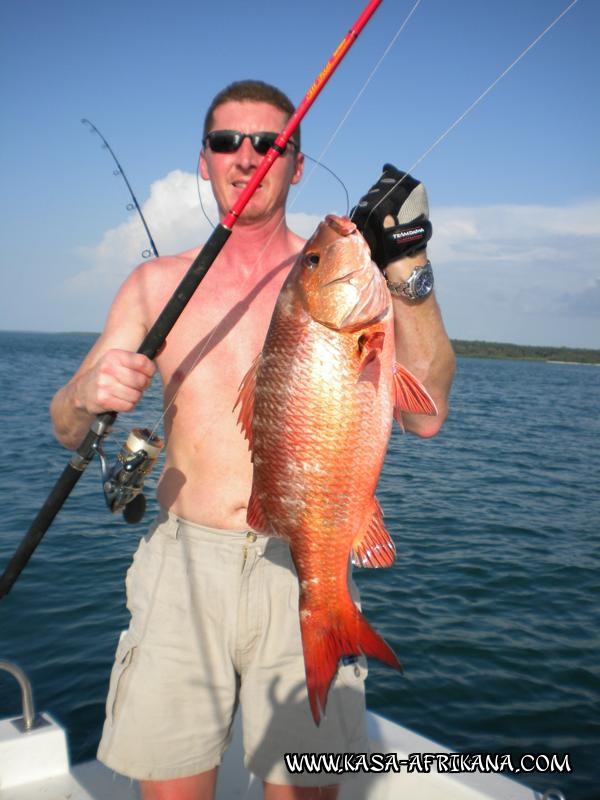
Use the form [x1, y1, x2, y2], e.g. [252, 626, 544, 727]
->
[393, 362, 438, 428]
[351, 499, 396, 568]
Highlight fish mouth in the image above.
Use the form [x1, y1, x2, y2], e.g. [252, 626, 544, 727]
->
[321, 306, 389, 332]
[320, 267, 363, 289]
[338, 274, 390, 330]
[325, 215, 357, 237]
[319, 270, 390, 331]
[299, 214, 390, 331]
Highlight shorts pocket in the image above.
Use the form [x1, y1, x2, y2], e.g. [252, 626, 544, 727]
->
[106, 634, 138, 725]
[336, 653, 369, 689]
[337, 574, 368, 688]
[328, 653, 368, 747]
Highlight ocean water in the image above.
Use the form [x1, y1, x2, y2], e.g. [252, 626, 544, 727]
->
[0, 331, 598, 799]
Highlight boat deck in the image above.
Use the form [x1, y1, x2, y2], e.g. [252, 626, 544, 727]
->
[0, 710, 543, 800]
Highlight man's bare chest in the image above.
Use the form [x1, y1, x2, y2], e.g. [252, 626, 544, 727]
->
[151, 264, 285, 398]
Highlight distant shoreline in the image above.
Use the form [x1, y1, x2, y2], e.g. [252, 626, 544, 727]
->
[1, 330, 598, 365]
[452, 340, 600, 365]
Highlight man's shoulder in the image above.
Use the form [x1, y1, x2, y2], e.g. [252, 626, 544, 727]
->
[128, 229, 304, 294]
[129, 247, 201, 286]
[288, 230, 306, 254]
[107, 250, 201, 326]
[148, 246, 202, 271]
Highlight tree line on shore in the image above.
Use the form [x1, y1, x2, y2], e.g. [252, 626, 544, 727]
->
[451, 340, 600, 364]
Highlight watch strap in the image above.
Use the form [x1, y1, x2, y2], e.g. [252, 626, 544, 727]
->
[384, 260, 434, 300]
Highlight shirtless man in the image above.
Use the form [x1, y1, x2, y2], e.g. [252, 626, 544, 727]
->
[51, 81, 455, 800]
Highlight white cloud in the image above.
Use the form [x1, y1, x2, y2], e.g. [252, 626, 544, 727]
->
[61, 176, 600, 347]
[432, 200, 600, 265]
[65, 170, 217, 295]
[429, 199, 600, 346]
[64, 170, 322, 299]
[287, 211, 323, 239]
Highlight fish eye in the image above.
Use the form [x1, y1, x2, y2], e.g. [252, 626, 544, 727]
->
[304, 252, 320, 270]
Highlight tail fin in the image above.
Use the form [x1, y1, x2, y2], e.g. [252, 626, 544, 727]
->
[300, 595, 402, 725]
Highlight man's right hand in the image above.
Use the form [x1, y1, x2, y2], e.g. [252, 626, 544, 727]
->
[75, 349, 156, 415]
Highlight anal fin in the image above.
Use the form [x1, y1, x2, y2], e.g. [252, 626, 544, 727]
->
[351, 499, 396, 568]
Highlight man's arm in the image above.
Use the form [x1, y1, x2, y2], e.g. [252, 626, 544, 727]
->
[352, 164, 455, 437]
[50, 265, 156, 450]
[385, 248, 455, 436]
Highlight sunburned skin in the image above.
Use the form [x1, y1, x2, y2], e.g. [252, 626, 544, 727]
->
[155, 102, 306, 526]
[48, 91, 455, 800]
[51, 100, 453, 534]
[51, 101, 305, 530]
[151, 239, 303, 528]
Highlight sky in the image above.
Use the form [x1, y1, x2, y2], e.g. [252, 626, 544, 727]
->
[0, 0, 598, 348]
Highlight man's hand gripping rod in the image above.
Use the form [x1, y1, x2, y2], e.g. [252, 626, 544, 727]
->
[0, 0, 384, 599]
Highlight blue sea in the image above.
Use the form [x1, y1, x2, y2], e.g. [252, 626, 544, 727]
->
[0, 331, 598, 799]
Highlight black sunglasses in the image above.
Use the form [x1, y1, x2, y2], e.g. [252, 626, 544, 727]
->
[203, 130, 298, 156]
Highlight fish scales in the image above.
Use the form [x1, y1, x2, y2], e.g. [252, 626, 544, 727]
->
[236, 214, 436, 723]
[254, 319, 386, 544]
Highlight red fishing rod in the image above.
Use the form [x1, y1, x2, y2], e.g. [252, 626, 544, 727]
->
[0, 0, 384, 599]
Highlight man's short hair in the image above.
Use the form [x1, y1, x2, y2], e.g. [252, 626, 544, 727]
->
[203, 80, 300, 149]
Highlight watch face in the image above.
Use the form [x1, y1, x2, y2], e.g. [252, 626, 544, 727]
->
[414, 265, 434, 297]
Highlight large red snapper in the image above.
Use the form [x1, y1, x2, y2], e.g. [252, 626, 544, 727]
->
[236, 214, 436, 724]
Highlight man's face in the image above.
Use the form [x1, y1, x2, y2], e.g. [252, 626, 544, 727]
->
[199, 100, 304, 225]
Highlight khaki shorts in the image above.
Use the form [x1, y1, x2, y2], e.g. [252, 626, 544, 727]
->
[97, 510, 368, 785]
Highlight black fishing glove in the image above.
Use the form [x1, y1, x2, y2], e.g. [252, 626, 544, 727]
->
[351, 164, 432, 269]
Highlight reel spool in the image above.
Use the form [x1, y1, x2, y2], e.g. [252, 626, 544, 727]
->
[97, 428, 164, 523]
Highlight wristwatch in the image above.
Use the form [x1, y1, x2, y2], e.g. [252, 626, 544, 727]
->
[384, 260, 434, 301]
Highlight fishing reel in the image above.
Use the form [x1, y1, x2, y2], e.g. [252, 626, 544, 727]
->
[96, 428, 164, 524]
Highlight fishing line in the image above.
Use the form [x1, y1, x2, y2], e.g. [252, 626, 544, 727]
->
[152, 149, 348, 438]
[151, 1, 424, 429]
[299, 0, 423, 197]
[0, 0, 386, 597]
[354, 0, 580, 225]
[229, 0, 422, 265]
[302, 153, 350, 215]
[195, 151, 350, 231]
[200, 0, 424, 248]
[119, 0, 580, 442]
[196, 167, 217, 230]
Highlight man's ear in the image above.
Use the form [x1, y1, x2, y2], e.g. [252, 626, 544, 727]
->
[291, 151, 304, 185]
[199, 149, 210, 181]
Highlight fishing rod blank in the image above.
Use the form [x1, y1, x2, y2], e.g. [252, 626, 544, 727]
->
[0, 0, 384, 599]
[82, 118, 160, 259]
